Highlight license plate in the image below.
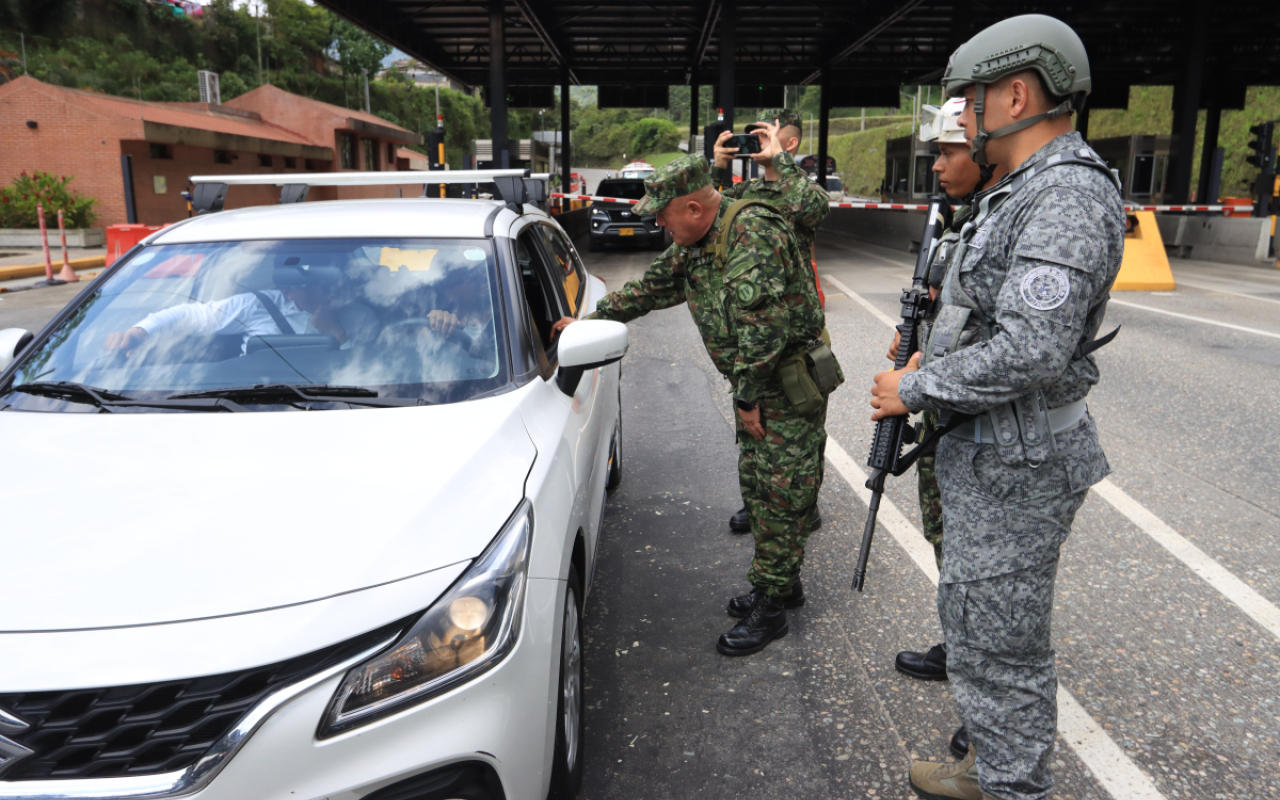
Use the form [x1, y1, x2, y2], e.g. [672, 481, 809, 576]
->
[618, 228, 634, 236]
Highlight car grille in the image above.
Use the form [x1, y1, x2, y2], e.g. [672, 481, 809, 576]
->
[0, 616, 410, 781]
[606, 208, 638, 222]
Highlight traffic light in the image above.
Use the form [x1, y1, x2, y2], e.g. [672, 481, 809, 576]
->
[1245, 121, 1274, 172]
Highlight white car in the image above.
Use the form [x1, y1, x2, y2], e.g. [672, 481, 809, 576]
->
[0, 174, 626, 800]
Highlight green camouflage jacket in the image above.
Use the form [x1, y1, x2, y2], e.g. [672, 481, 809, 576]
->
[591, 198, 824, 403]
[710, 152, 830, 258]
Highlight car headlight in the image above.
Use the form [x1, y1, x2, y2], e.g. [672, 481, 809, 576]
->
[590, 208, 609, 219]
[317, 500, 533, 737]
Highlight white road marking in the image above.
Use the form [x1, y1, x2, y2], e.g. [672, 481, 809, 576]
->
[821, 435, 1168, 800]
[1167, 277, 1280, 307]
[1091, 480, 1280, 640]
[1108, 299, 1280, 339]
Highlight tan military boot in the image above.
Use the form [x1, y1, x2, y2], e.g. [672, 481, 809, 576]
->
[908, 745, 992, 800]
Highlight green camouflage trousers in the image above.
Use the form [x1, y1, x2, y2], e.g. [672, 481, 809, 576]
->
[737, 394, 827, 597]
[918, 411, 944, 569]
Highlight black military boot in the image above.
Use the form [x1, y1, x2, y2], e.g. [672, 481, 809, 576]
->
[729, 507, 823, 534]
[716, 594, 788, 656]
[949, 725, 970, 760]
[727, 581, 805, 617]
[895, 642, 948, 681]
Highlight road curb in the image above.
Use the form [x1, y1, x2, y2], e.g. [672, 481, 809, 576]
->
[0, 256, 106, 281]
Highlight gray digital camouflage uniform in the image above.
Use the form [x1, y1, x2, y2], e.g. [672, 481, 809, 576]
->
[898, 132, 1125, 800]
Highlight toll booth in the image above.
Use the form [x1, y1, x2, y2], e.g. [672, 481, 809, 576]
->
[883, 135, 939, 202]
[473, 138, 551, 172]
[1089, 135, 1180, 204]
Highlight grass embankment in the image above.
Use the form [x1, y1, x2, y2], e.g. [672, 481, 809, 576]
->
[800, 121, 915, 198]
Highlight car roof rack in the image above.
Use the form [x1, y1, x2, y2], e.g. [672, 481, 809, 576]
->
[187, 169, 551, 215]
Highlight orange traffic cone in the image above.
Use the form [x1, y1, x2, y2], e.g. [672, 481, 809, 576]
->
[57, 210, 80, 283]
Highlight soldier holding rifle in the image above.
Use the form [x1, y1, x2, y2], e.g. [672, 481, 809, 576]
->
[868, 15, 1125, 800]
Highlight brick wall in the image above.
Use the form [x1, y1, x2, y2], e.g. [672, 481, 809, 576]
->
[1, 81, 141, 229]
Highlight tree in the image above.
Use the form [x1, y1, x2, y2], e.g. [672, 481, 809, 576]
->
[329, 17, 389, 108]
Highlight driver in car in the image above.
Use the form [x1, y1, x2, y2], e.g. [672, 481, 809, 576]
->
[104, 264, 380, 356]
[382, 267, 496, 367]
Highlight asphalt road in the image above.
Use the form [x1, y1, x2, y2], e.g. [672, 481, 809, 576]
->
[2, 227, 1278, 800]
[578, 232, 1280, 800]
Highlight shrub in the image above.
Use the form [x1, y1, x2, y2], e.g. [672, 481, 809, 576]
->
[0, 171, 99, 229]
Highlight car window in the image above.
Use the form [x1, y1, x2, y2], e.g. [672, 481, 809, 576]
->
[1, 238, 508, 411]
[515, 227, 566, 355]
[537, 225, 585, 316]
[594, 180, 646, 199]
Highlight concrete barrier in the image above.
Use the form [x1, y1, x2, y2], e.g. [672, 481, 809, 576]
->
[1155, 215, 1274, 266]
[0, 228, 104, 248]
[820, 207, 927, 253]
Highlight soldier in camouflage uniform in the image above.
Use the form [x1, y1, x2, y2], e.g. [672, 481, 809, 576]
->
[711, 109, 832, 537]
[870, 16, 1124, 800]
[553, 154, 835, 656]
[894, 99, 1009, 708]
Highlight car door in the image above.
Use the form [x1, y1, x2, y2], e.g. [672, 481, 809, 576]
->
[510, 220, 612, 588]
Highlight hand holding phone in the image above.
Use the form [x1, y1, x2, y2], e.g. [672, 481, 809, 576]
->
[728, 133, 763, 155]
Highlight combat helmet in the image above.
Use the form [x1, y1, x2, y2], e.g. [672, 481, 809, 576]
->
[919, 98, 968, 144]
[940, 14, 1090, 165]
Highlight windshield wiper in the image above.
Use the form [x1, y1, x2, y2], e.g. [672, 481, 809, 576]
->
[168, 384, 418, 408]
[11, 381, 242, 412]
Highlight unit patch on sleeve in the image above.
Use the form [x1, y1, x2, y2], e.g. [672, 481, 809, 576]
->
[1019, 266, 1071, 311]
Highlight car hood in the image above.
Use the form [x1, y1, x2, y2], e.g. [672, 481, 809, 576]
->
[0, 391, 536, 632]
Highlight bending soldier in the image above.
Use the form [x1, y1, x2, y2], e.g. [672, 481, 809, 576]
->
[554, 155, 839, 656]
[869, 15, 1125, 800]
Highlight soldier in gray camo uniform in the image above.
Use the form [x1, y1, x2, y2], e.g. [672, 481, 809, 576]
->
[869, 15, 1125, 800]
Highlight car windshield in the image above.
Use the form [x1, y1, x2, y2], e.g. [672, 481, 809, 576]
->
[1, 238, 508, 412]
[620, 169, 654, 179]
[826, 177, 844, 191]
[594, 180, 647, 199]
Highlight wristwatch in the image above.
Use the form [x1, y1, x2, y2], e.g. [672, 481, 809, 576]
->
[735, 397, 757, 412]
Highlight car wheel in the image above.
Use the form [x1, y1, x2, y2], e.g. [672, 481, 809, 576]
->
[588, 236, 602, 252]
[547, 566, 584, 800]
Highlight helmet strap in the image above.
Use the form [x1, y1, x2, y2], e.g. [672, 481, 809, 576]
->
[968, 82, 1073, 166]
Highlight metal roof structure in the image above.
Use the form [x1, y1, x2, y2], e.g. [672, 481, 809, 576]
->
[316, 0, 1280, 102]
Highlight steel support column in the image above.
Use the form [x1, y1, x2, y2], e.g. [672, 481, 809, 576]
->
[489, 0, 508, 169]
[1170, 9, 1207, 203]
[561, 69, 572, 194]
[1196, 101, 1222, 203]
[817, 64, 831, 186]
[718, 0, 735, 129]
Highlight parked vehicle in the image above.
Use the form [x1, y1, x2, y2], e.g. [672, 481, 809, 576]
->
[587, 178, 666, 252]
[0, 170, 626, 800]
[618, 161, 655, 179]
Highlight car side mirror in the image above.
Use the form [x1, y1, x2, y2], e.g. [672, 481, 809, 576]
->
[557, 320, 628, 370]
[0, 328, 34, 371]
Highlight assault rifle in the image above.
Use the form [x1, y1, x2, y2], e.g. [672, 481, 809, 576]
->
[852, 196, 954, 592]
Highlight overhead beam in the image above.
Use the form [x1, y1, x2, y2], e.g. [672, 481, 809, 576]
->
[686, 0, 721, 84]
[800, 0, 928, 86]
[511, 0, 580, 84]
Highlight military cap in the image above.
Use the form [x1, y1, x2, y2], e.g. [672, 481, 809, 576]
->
[745, 108, 803, 133]
[632, 155, 712, 216]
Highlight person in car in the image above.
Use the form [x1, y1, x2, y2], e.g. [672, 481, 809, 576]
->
[104, 265, 380, 356]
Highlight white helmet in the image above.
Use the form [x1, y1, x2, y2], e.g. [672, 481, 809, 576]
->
[919, 98, 968, 144]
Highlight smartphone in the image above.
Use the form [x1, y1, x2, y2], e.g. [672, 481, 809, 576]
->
[728, 133, 762, 155]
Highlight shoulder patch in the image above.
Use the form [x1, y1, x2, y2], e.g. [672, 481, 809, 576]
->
[736, 281, 761, 306]
[1020, 266, 1071, 311]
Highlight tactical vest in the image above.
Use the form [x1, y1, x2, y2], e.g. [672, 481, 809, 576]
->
[705, 198, 843, 413]
[922, 147, 1122, 464]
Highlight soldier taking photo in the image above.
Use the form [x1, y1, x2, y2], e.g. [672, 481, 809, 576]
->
[711, 108, 832, 537]
[553, 154, 841, 656]
[868, 15, 1125, 800]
